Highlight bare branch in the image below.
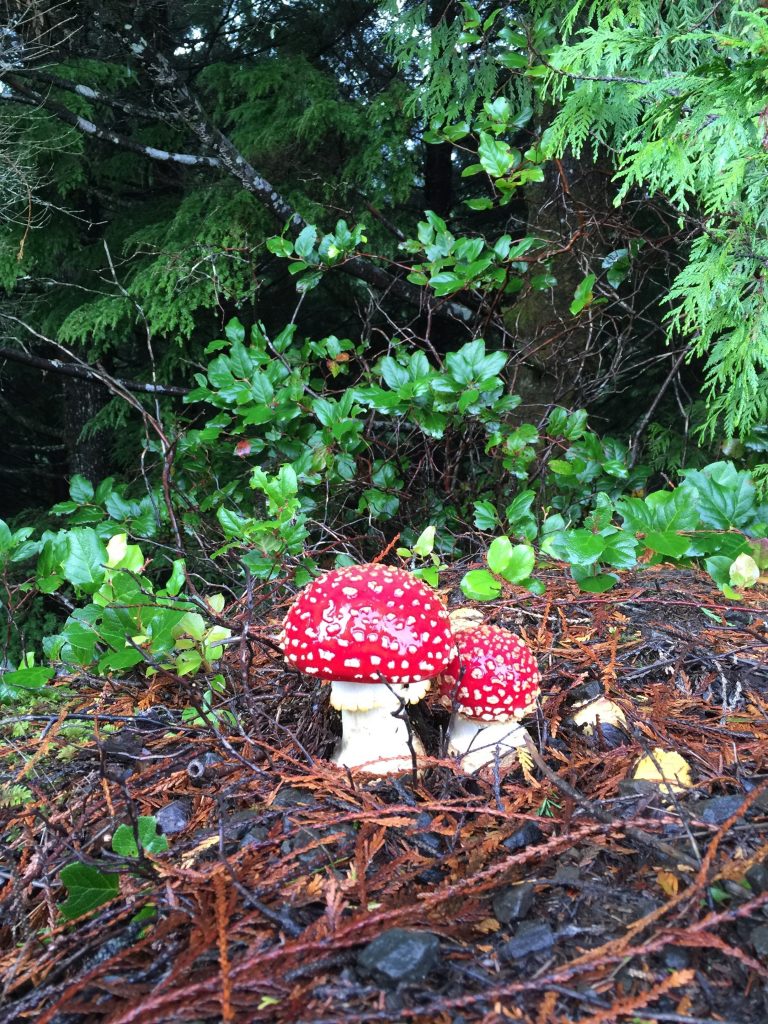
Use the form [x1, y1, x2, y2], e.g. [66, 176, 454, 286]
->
[0, 344, 189, 396]
[1, 75, 221, 168]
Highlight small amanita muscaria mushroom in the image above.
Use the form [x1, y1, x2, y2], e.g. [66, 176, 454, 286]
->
[279, 563, 457, 774]
[439, 624, 541, 774]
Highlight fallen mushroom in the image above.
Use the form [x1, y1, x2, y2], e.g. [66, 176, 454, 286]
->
[439, 624, 541, 774]
[571, 695, 628, 747]
[279, 563, 457, 774]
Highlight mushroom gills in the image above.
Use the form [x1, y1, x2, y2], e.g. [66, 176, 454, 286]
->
[447, 712, 530, 775]
[329, 679, 431, 712]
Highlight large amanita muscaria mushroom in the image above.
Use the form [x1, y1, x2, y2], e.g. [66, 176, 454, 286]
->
[279, 563, 457, 774]
[440, 624, 541, 774]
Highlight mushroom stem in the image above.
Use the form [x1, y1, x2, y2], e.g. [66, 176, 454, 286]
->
[330, 681, 427, 774]
[446, 712, 529, 775]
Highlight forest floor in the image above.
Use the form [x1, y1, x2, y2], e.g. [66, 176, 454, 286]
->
[2, 564, 768, 1024]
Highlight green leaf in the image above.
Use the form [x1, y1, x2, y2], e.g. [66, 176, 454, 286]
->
[69, 474, 94, 503]
[112, 817, 169, 858]
[224, 318, 245, 343]
[729, 553, 760, 588]
[680, 463, 758, 529]
[59, 863, 119, 920]
[644, 532, 691, 558]
[0, 666, 54, 689]
[294, 225, 317, 260]
[176, 649, 203, 676]
[465, 197, 494, 210]
[600, 532, 639, 569]
[569, 274, 596, 315]
[543, 529, 605, 566]
[486, 537, 536, 582]
[429, 272, 466, 296]
[477, 132, 514, 178]
[412, 526, 436, 557]
[164, 559, 186, 597]
[473, 500, 499, 530]
[460, 569, 502, 601]
[705, 555, 733, 588]
[497, 51, 529, 69]
[266, 236, 294, 258]
[575, 572, 618, 593]
[487, 536, 515, 576]
[62, 529, 108, 593]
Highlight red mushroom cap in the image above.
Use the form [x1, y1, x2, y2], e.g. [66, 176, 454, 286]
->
[439, 624, 541, 722]
[280, 564, 457, 684]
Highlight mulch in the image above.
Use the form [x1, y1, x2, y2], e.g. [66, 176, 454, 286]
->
[2, 564, 768, 1023]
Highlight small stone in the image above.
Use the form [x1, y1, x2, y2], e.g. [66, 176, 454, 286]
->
[662, 945, 690, 969]
[272, 787, 316, 808]
[694, 795, 746, 825]
[501, 920, 554, 959]
[101, 732, 146, 764]
[155, 800, 191, 835]
[750, 924, 768, 958]
[281, 822, 357, 870]
[502, 822, 543, 852]
[240, 826, 270, 848]
[553, 864, 582, 887]
[617, 779, 659, 799]
[416, 866, 446, 885]
[410, 831, 443, 856]
[746, 863, 768, 894]
[571, 679, 603, 703]
[492, 882, 535, 924]
[357, 928, 440, 987]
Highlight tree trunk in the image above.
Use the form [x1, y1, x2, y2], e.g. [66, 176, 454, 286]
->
[504, 148, 617, 418]
[423, 1, 457, 217]
[61, 377, 110, 484]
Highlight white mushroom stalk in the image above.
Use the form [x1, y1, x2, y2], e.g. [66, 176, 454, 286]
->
[279, 564, 457, 775]
[446, 711, 530, 775]
[330, 679, 430, 774]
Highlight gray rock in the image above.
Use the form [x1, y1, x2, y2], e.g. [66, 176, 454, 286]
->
[617, 779, 660, 799]
[695, 795, 746, 825]
[502, 822, 543, 852]
[571, 679, 603, 703]
[746, 863, 768, 894]
[155, 800, 191, 835]
[492, 882, 535, 924]
[750, 924, 768, 959]
[662, 945, 691, 969]
[281, 822, 357, 870]
[553, 864, 582, 887]
[357, 928, 441, 987]
[501, 920, 555, 960]
[272, 786, 316, 808]
[240, 826, 270, 848]
[416, 866, 446, 885]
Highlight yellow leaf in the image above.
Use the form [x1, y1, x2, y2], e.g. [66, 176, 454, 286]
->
[633, 748, 692, 792]
[656, 869, 679, 897]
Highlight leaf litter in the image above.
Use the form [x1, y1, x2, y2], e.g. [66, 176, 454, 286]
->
[1, 564, 767, 1023]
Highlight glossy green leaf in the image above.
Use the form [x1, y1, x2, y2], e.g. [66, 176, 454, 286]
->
[460, 569, 502, 601]
[59, 863, 119, 920]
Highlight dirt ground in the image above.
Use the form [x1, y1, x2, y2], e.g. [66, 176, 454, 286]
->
[2, 564, 768, 1023]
